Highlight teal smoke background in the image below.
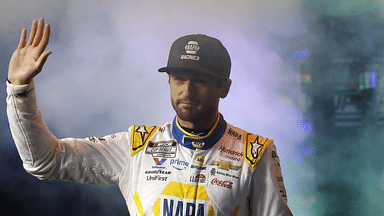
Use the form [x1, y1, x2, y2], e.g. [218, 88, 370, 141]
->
[0, 0, 384, 215]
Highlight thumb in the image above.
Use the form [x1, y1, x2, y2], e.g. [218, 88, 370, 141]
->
[35, 50, 52, 73]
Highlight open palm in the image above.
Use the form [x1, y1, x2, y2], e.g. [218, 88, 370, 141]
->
[8, 18, 52, 85]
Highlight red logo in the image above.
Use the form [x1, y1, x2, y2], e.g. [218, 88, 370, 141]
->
[219, 146, 244, 157]
[190, 174, 206, 184]
[211, 178, 233, 189]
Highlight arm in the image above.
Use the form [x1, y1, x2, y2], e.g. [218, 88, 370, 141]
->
[250, 142, 293, 215]
[6, 18, 130, 184]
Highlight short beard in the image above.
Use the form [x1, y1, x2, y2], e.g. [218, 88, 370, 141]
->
[172, 99, 218, 129]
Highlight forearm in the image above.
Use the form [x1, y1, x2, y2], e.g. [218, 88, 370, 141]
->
[6, 81, 58, 177]
[6, 81, 129, 184]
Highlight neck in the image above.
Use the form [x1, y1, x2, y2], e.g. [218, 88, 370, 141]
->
[177, 112, 219, 131]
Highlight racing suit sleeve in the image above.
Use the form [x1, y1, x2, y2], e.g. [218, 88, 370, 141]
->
[6, 81, 130, 185]
[250, 141, 293, 215]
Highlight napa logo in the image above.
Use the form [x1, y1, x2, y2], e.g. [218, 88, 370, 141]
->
[146, 182, 216, 216]
[195, 155, 206, 166]
[170, 158, 189, 170]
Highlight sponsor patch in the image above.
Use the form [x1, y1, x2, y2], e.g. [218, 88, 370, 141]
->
[153, 158, 167, 166]
[180, 41, 200, 61]
[244, 133, 271, 171]
[211, 160, 241, 171]
[145, 169, 171, 182]
[218, 146, 243, 161]
[192, 140, 205, 149]
[170, 158, 189, 170]
[131, 125, 159, 156]
[189, 174, 207, 184]
[211, 178, 233, 189]
[146, 141, 177, 158]
[227, 128, 242, 140]
[145, 169, 171, 175]
[210, 168, 239, 180]
[191, 155, 207, 170]
[146, 175, 168, 181]
[195, 155, 206, 166]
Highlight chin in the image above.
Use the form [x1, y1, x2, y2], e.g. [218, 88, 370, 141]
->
[176, 110, 199, 122]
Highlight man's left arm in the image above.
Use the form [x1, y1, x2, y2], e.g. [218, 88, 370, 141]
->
[250, 141, 293, 215]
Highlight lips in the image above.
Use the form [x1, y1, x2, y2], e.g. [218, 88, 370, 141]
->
[177, 99, 199, 106]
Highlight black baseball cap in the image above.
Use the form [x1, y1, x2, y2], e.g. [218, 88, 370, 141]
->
[158, 34, 231, 79]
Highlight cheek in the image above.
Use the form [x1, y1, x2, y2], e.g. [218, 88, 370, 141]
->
[202, 88, 221, 105]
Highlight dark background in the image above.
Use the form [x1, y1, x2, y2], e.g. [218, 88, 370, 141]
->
[1, 0, 384, 215]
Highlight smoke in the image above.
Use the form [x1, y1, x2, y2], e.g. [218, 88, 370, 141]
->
[300, 0, 384, 215]
[0, 0, 350, 215]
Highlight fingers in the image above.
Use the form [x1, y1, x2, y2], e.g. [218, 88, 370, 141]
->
[32, 18, 45, 47]
[27, 19, 38, 46]
[17, 29, 27, 49]
[38, 23, 51, 52]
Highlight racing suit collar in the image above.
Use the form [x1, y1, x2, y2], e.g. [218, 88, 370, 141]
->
[172, 113, 227, 150]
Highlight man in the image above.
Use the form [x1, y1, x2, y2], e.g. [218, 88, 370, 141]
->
[7, 18, 292, 215]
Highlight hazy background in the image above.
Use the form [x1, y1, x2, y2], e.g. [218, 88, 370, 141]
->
[1, 0, 383, 215]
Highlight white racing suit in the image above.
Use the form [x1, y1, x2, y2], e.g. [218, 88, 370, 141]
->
[6, 81, 293, 216]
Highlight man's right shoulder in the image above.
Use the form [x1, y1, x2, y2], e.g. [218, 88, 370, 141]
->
[129, 122, 172, 157]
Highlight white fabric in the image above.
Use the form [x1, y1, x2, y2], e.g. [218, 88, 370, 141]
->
[6, 81, 292, 216]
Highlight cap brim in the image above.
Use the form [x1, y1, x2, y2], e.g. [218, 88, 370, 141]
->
[158, 66, 225, 79]
[158, 67, 169, 73]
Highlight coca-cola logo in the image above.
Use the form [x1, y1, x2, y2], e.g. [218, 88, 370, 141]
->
[211, 178, 233, 189]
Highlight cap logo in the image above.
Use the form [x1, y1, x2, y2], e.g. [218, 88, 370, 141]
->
[181, 41, 200, 61]
[185, 41, 200, 54]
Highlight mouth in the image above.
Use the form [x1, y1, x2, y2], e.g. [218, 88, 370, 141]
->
[178, 100, 199, 108]
[178, 100, 198, 105]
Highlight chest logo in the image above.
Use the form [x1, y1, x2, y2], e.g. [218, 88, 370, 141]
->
[244, 133, 271, 171]
[211, 160, 241, 171]
[131, 125, 159, 156]
[146, 141, 177, 158]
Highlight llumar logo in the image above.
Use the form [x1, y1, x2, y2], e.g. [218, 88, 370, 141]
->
[181, 41, 200, 61]
[190, 174, 206, 184]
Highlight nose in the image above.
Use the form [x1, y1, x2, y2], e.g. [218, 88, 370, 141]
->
[181, 80, 197, 97]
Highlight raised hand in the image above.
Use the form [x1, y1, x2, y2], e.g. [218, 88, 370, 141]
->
[8, 18, 52, 85]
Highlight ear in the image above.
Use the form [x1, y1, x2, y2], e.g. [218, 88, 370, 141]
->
[220, 79, 232, 99]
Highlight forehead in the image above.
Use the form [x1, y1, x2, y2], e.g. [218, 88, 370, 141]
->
[168, 69, 216, 80]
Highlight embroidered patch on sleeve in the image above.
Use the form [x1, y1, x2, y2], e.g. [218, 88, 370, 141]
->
[131, 125, 159, 156]
[244, 133, 271, 171]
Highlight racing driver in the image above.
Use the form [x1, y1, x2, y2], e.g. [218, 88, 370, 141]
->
[6, 18, 293, 215]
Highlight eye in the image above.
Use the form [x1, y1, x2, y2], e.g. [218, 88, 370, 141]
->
[175, 76, 186, 82]
[194, 78, 207, 84]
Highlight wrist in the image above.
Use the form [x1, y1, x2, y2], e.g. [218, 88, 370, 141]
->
[7, 77, 31, 85]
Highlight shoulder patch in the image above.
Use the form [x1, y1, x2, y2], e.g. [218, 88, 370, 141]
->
[131, 125, 159, 156]
[244, 132, 272, 171]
